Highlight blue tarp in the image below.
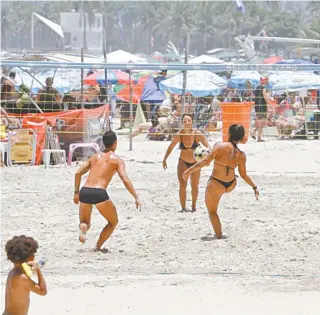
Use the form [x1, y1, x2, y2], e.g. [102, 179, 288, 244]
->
[141, 75, 166, 103]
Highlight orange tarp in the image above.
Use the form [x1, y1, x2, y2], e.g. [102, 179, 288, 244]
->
[20, 105, 109, 165]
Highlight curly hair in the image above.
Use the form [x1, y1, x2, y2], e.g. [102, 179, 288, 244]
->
[5, 235, 39, 263]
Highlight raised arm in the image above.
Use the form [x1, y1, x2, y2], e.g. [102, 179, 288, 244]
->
[182, 142, 220, 180]
[20, 266, 47, 296]
[238, 153, 259, 199]
[262, 88, 271, 106]
[117, 159, 141, 209]
[162, 134, 180, 170]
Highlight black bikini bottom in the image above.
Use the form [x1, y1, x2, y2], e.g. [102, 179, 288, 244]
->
[179, 158, 197, 169]
[209, 176, 237, 189]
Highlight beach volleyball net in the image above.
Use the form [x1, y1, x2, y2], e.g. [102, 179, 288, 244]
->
[1, 60, 320, 154]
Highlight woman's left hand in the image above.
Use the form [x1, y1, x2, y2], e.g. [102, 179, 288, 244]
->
[182, 170, 190, 181]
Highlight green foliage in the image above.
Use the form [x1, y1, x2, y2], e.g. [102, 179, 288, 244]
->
[1, 1, 320, 54]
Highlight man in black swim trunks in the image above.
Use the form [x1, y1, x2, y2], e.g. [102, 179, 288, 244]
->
[251, 76, 271, 142]
[73, 131, 142, 252]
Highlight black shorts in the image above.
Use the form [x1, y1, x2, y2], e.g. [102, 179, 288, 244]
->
[256, 112, 267, 120]
[79, 187, 110, 204]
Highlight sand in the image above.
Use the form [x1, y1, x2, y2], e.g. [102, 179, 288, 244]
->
[1, 134, 320, 314]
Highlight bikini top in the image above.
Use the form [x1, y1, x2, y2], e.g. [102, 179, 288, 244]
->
[179, 132, 198, 150]
[214, 161, 235, 176]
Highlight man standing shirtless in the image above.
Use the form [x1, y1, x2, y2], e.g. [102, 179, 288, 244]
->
[73, 131, 142, 253]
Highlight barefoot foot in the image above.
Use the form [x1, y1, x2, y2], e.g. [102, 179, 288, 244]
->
[93, 247, 109, 254]
[79, 223, 88, 244]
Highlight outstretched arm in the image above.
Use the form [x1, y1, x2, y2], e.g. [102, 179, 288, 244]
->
[182, 143, 219, 181]
[117, 159, 141, 209]
[238, 153, 259, 199]
[162, 134, 179, 169]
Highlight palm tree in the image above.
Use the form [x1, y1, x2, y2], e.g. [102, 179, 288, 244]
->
[192, 2, 221, 53]
[152, 2, 197, 52]
[76, 1, 96, 52]
[132, 2, 160, 53]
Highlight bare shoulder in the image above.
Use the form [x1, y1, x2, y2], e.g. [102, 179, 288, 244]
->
[19, 273, 29, 281]
[17, 273, 30, 286]
[171, 132, 180, 142]
[239, 151, 247, 161]
[213, 140, 222, 147]
[106, 152, 122, 167]
[218, 142, 231, 150]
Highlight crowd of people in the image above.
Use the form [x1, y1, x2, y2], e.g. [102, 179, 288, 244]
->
[1, 70, 319, 143]
[144, 76, 320, 142]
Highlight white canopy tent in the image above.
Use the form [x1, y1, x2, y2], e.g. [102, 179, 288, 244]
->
[103, 50, 147, 64]
[43, 53, 102, 64]
[31, 13, 64, 48]
[189, 55, 225, 64]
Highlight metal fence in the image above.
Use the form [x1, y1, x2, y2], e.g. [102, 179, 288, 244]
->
[1, 61, 319, 158]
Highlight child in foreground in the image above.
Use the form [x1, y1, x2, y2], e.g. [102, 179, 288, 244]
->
[3, 235, 47, 315]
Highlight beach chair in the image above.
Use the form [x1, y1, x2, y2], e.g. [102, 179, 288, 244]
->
[7, 129, 37, 166]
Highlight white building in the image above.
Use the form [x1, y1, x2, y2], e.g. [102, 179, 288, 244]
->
[60, 12, 103, 52]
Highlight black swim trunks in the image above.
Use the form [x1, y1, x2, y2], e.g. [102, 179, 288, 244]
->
[79, 187, 110, 204]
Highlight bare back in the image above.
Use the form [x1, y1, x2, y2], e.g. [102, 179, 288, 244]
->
[4, 269, 30, 315]
[82, 151, 121, 190]
[211, 142, 245, 181]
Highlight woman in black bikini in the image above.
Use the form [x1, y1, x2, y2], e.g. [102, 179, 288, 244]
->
[162, 113, 209, 212]
[182, 124, 259, 238]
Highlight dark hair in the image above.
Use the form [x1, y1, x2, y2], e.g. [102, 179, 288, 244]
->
[5, 235, 39, 263]
[9, 71, 16, 79]
[182, 113, 193, 121]
[46, 77, 53, 86]
[103, 131, 117, 148]
[228, 124, 245, 147]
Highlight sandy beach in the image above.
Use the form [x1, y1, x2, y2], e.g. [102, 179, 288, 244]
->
[1, 134, 320, 314]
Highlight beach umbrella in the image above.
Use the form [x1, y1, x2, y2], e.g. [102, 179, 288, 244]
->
[159, 70, 227, 96]
[228, 71, 275, 89]
[271, 72, 320, 91]
[276, 59, 313, 65]
[84, 70, 136, 86]
[117, 75, 149, 104]
[117, 75, 166, 104]
[228, 70, 320, 91]
[263, 56, 284, 64]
